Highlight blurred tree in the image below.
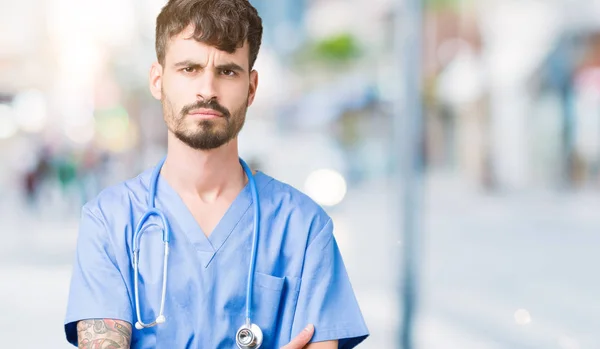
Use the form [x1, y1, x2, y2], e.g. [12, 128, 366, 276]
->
[424, 0, 470, 11]
[312, 33, 361, 63]
[292, 33, 363, 82]
[292, 32, 362, 74]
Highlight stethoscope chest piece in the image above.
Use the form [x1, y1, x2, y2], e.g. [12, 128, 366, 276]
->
[236, 322, 263, 349]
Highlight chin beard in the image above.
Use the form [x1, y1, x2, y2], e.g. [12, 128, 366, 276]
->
[173, 110, 246, 150]
[163, 96, 248, 150]
[173, 120, 235, 150]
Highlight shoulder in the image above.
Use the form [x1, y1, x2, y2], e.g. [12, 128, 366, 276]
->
[81, 167, 153, 224]
[259, 172, 329, 221]
[258, 172, 332, 245]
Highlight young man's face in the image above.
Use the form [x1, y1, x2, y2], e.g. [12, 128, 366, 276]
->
[150, 25, 258, 150]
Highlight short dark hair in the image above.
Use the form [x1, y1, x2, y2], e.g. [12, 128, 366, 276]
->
[155, 0, 263, 69]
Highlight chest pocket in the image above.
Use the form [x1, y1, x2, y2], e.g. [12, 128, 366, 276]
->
[251, 272, 286, 347]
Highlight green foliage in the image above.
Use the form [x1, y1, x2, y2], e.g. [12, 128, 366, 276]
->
[294, 33, 362, 67]
[425, 0, 466, 11]
[312, 33, 361, 62]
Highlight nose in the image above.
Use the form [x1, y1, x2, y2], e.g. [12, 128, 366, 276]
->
[195, 71, 218, 102]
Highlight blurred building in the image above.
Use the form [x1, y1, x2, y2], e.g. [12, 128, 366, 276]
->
[3, 0, 600, 197]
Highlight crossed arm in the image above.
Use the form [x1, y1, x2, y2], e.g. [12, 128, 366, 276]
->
[76, 319, 336, 348]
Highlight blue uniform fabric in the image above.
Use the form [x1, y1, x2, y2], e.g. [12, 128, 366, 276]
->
[64, 166, 369, 348]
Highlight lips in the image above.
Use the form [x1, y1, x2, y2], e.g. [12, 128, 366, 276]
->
[181, 101, 230, 119]
[187, 108, 222, 119]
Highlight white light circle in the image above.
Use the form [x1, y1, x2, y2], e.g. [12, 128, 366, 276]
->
[64, 121, 95, 145]
[514, 309, 532, 325]
[304, 169, 347, 207]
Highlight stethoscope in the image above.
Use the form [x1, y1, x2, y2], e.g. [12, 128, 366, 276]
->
[131, 156, 263, 349]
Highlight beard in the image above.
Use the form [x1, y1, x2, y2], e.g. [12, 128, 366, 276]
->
[162, 95, 248, 150]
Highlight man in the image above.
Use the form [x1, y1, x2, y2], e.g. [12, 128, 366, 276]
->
[64, 0, 369, 348]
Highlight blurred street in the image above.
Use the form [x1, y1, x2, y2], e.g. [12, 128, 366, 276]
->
[1, 172, 598, 349]
[3, 0, 600, 347]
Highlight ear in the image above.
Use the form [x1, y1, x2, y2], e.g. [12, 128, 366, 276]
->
[149, 62, 163, 100]
[247, 69, 259, 107]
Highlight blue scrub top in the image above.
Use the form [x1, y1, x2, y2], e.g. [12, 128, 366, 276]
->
[64, 166, 369, 348]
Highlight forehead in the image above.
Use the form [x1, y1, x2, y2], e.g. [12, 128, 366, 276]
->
[165, 25, 250, 68]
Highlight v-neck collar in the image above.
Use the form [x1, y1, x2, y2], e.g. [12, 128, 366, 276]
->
[154, 170, 269, 268]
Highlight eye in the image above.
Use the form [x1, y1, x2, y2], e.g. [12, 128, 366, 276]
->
[183, 67, 196, 73]
[221, 69, 236, 76]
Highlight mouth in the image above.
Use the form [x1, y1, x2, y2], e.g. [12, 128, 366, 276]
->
[187, 108, 223, 120]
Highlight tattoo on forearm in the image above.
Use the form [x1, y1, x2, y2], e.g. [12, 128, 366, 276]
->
[77, 319, 132, 349]
[93, 320, 108, 334]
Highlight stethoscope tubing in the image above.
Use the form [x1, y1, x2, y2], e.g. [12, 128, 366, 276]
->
[240, 159, 259, 324]
[132, 157, 260, 333]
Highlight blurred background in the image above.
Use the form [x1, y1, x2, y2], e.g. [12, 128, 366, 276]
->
[1, 0, 599, 348]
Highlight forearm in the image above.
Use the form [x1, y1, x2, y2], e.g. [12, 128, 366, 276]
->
[77, 319, 132, 349]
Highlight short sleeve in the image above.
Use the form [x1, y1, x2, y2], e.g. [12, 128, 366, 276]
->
[292, 219, 369, 348]
[64, 207, 133, 346]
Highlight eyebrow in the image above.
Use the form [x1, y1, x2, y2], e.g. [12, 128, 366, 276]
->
[173, 60, 199, 68]
[216, 63, 245, 73]
[173, 60, 246, 73]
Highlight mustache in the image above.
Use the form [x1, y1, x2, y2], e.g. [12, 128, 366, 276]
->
[181, 99, 231, 118]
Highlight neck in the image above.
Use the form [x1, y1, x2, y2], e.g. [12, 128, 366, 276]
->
[161, 132, 246, 202]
